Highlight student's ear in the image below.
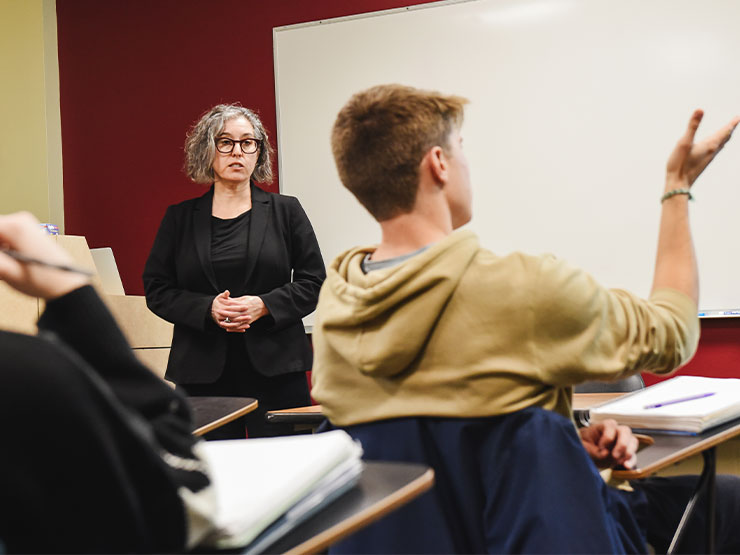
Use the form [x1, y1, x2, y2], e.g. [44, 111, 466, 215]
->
[425, 146, 448, 184]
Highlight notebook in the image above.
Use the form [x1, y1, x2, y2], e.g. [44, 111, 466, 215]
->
[199, 430, 363, 549]
[589, 376, 740, 434]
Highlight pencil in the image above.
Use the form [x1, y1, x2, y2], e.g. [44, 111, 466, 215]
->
[1, 248, 95, 277]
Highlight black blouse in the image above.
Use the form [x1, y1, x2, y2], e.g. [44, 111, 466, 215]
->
[211, 210, 251, 294]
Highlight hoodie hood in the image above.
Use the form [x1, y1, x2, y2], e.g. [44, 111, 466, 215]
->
[316, 230, 480, 377]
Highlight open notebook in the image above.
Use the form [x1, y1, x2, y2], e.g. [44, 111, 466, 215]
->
[199, 430, 363, 550]
[589, 376, 740, 434]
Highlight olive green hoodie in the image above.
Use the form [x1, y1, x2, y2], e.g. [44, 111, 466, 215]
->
[311, 230, 700, 427]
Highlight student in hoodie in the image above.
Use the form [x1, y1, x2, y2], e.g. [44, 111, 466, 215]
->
[310, 84, 740, 553]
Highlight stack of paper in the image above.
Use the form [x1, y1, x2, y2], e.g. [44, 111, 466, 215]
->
[199, 430, 363, 550]
[589, 376, 740, 434]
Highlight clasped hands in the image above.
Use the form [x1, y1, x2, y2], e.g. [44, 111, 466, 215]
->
[211, 290, 268, 332]
[579, 419, 639, 471]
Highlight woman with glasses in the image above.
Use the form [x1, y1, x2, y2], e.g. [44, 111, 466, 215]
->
[143, 104, 325, 438]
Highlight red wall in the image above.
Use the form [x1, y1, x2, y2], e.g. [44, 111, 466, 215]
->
[55, 0, 740, 382]
[644, 318, 740, 385]
[56, 0, 438, 295]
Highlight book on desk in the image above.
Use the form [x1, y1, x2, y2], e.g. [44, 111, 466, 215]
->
[589, 376, 740, 434]
[199, 430, 363, 550]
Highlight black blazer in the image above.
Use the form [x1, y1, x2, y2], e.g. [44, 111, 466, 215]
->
[143, 184, 325, 383]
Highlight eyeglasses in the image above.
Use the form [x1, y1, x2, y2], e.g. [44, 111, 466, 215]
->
[215, 137, 261, 155]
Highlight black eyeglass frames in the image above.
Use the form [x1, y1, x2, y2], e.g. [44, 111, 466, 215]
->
[215, 137, 261, 154]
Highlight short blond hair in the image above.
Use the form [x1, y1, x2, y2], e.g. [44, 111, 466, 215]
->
[331, 84, 468, 221]
[184, 104, 274, 184]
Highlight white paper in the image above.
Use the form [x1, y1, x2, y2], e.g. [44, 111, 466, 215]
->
[199, 430, 363, 547]
[589, 376, 740, 433]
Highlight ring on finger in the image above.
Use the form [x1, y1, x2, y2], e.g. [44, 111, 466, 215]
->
[225, 317, 231, 323]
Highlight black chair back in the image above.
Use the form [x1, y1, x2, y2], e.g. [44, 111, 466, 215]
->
[325, 407, 646, 553]
[574, 374, 646, 393]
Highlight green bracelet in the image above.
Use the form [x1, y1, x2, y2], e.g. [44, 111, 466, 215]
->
[661, 188, 693, 203]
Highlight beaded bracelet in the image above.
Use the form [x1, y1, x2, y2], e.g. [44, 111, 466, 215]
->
[661, 188, 693, 203]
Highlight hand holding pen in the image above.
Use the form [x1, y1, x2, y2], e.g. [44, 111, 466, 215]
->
[0, 212, 91, 300]
[1, 248, 94, 277]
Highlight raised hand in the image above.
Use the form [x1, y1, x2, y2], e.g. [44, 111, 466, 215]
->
[666, 110, 740, 189]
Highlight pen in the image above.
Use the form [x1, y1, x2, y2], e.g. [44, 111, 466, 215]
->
[644, 392, 716, 410]
[0, 248, 95, 277]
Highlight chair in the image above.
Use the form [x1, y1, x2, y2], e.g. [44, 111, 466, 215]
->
[574, 374, 645, 393]
[323, 407, 647, 554]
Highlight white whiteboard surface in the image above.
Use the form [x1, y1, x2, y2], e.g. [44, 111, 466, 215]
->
[274, 0, 740, 318]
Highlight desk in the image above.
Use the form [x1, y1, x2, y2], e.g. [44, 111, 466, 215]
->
[261, 461, 434, 554]
[574, 392, 740, 553]
[618, 418, 740, 553]
[273, 399, 622, 429]
[572, 393, 740, 478]
[611, 418, 740, 480]
[265, 404, 326, 432]
[188, 396, 258, 436]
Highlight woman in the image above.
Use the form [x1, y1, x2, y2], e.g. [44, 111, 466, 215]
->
[143, 104, 325, 438]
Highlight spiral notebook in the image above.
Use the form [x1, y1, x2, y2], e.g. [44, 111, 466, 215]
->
[589, 376, 740, 434]
[199, 430, 363, 550]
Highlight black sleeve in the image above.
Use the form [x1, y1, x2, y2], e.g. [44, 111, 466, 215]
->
[8, 285, 210, 552]
[38, 285, 194, 437]
[260, 196, 326, 330]
[142, 206, 215, 331]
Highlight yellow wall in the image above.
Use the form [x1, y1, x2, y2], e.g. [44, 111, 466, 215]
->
[0, 0, 63, 229]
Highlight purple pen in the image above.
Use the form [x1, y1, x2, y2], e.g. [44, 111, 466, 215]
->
[644, 392, 716, 410]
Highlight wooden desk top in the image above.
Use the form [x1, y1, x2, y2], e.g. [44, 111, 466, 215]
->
[572, 392, 740, 478]
[268, 404, 324, 415]
[188, 396, 258, 436]
[271, 396, 624, 420]
[272, 396, 625, 419]
[612, 417, 740, 480]
[572, 392, 626, 411]
[264, 460, 434, 554]
[265, 404, 326, 425]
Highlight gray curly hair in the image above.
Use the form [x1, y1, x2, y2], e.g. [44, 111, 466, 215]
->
[184, 104, 274, 184]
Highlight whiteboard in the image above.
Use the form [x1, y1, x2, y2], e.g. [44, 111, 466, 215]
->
[274, 0, 740, 318]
